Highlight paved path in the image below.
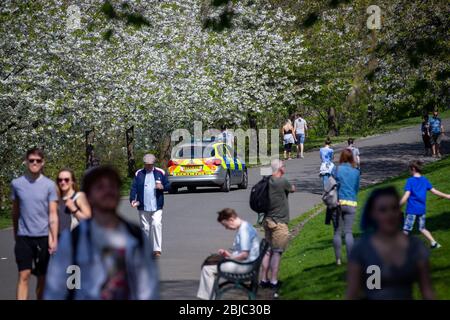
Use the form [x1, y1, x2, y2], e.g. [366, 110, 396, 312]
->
[0, 120, 449, 299]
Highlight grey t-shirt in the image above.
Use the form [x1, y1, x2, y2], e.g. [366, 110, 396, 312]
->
[11, 175, 58, 237]
[294, 118, 307, 134]
[349, 235, 429, 300]
[267, 176, 292, 224]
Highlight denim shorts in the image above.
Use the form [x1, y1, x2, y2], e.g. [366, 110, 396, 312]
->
[296, 133, 305, 144]
[403, 214, 426, 232]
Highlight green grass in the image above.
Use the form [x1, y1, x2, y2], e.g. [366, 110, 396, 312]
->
[121, 175, 133, 197]
[279, 156, 450, 299]
[0, 208, 11, 230]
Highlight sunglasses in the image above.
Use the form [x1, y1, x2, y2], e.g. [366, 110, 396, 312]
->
[57, 178, 71, 183]
[28, 158, 43, 164]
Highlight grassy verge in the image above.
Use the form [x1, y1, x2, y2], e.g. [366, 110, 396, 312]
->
[279, 156, 450, 299]
[0, 208, 11, 230]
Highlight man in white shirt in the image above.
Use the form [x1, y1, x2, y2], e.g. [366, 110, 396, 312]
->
[294, 113, 308, 158]
[130, 154, 170, 258]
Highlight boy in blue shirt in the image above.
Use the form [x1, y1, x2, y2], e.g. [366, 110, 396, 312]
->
[400, 160, 450, 249]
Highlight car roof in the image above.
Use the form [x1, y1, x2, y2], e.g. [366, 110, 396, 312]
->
[174, 141, 224, 148]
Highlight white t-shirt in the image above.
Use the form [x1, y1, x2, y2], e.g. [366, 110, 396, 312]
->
[231, 221, 260, 262]
[294, 118, 307, 134]
[91, 219, 129, 250]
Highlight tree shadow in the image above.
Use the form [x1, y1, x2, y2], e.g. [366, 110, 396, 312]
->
[358, 140, 449, 188]
[424, 211, 450, 233]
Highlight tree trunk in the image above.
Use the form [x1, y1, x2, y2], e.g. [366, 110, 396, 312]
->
[158, 135, 172, 170]
[126, 126, 136, 177]
[248, 111, 258, 155]
[327, 106, 338, 137]
[85, 129, 95, 169]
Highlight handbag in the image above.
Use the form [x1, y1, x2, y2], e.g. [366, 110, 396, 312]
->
[68, 192, 81, 231]
[201, 253, 225, 268]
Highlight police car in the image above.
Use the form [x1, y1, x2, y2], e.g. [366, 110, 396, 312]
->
[167, 139, 248, 193]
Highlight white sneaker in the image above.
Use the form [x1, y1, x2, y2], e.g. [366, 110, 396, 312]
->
[431, 243, 442, 249]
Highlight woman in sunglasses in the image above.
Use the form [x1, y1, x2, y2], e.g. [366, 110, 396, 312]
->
[56, 169, 91, 235]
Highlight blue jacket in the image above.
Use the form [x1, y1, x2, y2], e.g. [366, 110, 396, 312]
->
[334, 163, 360, 202]
[129, 167, 170, 211]
[44, 219, 159, 300]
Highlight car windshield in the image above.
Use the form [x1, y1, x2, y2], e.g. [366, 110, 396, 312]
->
[173, 145, 216, 159]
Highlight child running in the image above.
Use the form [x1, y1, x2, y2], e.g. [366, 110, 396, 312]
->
[400, 160, 450, 249]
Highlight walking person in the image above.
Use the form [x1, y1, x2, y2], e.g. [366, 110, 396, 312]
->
[421, 115, 432, 157]
[129, 154, 170, 258]
[400, 160, 450, 249]
[11, 148, 58, 300]
[281, 119, 296, 160]
[319, 137, 334, 189]
[294, 113, 308, 159]
[260, 159, 295, 291]
[44, 166, 159, 300]
[429, 110, 445, 158]
[332, 149, 360, 265]
[346, 138, 360, 169]
[219, 124, 234, 147]
[197, 208, 260, 300]
[55, 168, 91, 235]
[347, 187, 435, 300]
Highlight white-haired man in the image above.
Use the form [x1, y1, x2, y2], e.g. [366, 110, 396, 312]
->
[260, 159, 295, 291]
[129, 154, 170, 257]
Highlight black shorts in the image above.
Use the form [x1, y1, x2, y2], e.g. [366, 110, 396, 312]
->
[284, 143, 293, 152]
[422, 134, 431, 148]
[15, 236, 50, 276]
[430, 133, 442, 145]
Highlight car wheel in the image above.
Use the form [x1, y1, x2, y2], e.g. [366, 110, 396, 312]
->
[238, 169, 248, 189]
[187, 186, 196, 192]
[221, 172, 231, 192]
[169, 186, 178, 194]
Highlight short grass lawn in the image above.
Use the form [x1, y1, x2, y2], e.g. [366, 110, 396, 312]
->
[279, 156, 450, 299]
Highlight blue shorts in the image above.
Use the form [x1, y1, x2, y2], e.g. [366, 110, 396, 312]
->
[296, 133, 305, 144]
[403, 214, 426, 232]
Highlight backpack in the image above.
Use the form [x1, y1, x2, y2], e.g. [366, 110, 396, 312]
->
[322, 175, 339, 209]
[249, 176, 271, 220]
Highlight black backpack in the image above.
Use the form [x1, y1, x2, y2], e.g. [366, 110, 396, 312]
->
[249, 176, 271, 219]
